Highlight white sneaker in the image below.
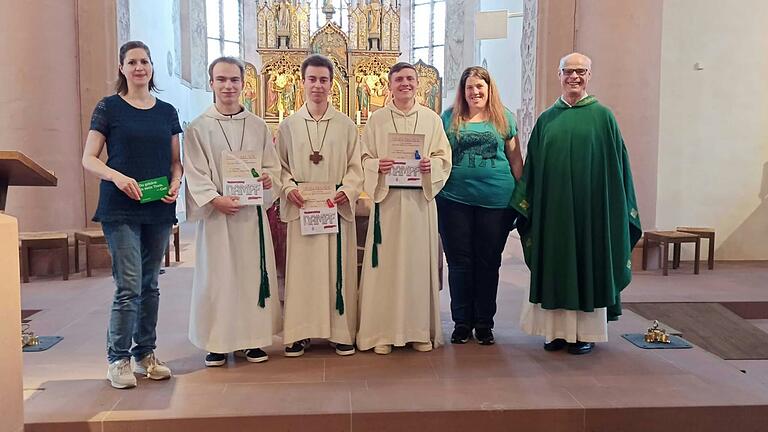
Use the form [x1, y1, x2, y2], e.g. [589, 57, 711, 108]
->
[374, 345, 392, 355]
[411, 341, 433, 352]
[107, 358, 137, 389]
[134, 352, 172, 380]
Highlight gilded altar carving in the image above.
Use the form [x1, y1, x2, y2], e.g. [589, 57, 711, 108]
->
[413, 60, 442, 114]
[240, 62, 261, 114]
[253, 1, 440, 126]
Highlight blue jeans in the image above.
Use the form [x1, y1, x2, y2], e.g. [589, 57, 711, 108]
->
[436, 196, 514, 330]
[103, 222, 172, 363]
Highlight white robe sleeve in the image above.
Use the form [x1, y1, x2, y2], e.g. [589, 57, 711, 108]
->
[361, 120, 390, 204]
[421, 112, 452, 201]
[276, 122, 300, 223]
[337, 123, 363, 222]
[183, 125, 220, 222]
[261, 125, 282, 207]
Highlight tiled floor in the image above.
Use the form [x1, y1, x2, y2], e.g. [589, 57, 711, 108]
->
[20, 228, 768, 431]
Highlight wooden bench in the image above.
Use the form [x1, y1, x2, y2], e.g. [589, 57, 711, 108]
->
[676, 227, 715, 270]
[19, 232, 69, 283]
[74, 229, 107, 277]
[164, 224, 180, 267]
[642, 231, 700, 276]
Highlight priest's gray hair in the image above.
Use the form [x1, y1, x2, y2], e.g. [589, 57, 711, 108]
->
[558, 52, 592, 70]
[208, 56, 245, 81]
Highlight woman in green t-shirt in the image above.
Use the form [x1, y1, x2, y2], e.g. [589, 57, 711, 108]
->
[437, 66, 523, 345]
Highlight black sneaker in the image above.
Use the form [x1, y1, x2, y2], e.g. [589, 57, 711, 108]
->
[334, 343, 356, 356]
[451, 326, 472, 344]
[284, 339, 310, 357]
[245, 348, 269, 363]
[475, 328, 495, 345]
[205, 352, 227, 367]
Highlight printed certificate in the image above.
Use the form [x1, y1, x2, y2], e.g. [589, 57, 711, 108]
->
[298, 182, 338, 235]
[222, 151, 263, 205]
[385, 133, 424, 187]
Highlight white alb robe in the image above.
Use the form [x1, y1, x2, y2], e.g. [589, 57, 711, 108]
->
[184, 105, 282, 353]
[356, 101, 452, 350]
[277, 104, 363, 345]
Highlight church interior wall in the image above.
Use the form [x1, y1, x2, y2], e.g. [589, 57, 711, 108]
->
[657, 0, 768, 260]
[128, 0, 215, 221]
[2, 0, 765, 260]
[476, 0, 524, 114]
[0, 0, 86, 232]
[573, 0, 664, 232]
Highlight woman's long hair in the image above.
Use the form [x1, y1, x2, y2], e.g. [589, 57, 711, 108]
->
[115, 41, 159, 95]
[450, 66, 508, 138]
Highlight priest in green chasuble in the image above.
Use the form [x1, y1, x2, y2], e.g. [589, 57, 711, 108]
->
[510, 53, 642, 355]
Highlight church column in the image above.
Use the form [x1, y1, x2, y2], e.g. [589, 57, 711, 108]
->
[243, 0, 261, 67]
[444, 0, 478, 103]
[78, 0, 120, 228]
[532, 0, 662, 229]
[574, 0, 663, 230]
[519, 0, 538, 151]
[0, 0, 86, 232]
[398, 0, 413, 62]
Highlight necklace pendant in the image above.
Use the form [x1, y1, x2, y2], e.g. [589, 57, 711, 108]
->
[309, 151, 323, 164]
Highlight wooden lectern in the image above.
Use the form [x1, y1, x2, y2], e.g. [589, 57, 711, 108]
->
[0, 151, 57, 432]
[0, 151, 58, 211]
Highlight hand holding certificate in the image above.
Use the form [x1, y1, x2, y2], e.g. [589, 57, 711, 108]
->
[222, 151, 264, 205]
[385, 133, 425, 187]
[299, 183, 339, 235]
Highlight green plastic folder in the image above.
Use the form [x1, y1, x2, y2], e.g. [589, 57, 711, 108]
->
[138, 176, 169, 204]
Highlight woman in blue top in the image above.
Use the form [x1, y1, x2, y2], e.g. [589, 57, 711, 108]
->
[82, 41, 183, 389]
[437, 66, 523, 345]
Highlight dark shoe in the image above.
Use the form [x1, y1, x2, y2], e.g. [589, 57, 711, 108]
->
[245, 348, 268, 363]
[333, 343, 356, 356]
[284, 339, 311, 357]
[451, 326, 472, 344]
[205, 352, 227, 367]
[544, 338, 567, 351]
[567, 341, 594, 355]
[475, 328, 495, 345]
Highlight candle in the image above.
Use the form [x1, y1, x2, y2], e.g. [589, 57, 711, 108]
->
[356, 110, 361, 126]
[279, 110, 284, 123]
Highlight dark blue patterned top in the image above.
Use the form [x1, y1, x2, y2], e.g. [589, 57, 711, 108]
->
[90, 94, 182, 224]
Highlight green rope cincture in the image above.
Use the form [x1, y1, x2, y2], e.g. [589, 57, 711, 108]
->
[335, 213, 344, 315]
[256, 206, 270, 308]
[372, 202, 381, 267]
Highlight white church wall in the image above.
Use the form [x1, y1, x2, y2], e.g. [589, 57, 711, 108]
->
[476, 0, 523, 115]
[128, 0, 215, 221]
[657, 0, 768, 260]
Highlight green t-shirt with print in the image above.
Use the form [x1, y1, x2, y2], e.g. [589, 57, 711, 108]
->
[439, 108, 517, 208]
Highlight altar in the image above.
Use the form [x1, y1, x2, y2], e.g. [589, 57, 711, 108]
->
[240, 0, 442, 129]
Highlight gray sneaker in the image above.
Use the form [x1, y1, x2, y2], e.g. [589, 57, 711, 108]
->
[134, 352, 172, 380]
[107, 358, 137, 389]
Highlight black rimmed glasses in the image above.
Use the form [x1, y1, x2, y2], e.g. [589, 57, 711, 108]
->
[561, 68, 589, 76]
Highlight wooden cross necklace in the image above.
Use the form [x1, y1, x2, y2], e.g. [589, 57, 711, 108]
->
[305, 108, 331, 164]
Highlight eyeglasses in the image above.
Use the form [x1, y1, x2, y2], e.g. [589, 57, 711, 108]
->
[561, 68, 589, 76]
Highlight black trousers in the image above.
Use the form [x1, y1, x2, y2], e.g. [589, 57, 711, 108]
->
[436, 196, 514, 330]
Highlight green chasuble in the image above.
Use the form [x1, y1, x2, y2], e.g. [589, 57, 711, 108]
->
[510, 96, 642, 321]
